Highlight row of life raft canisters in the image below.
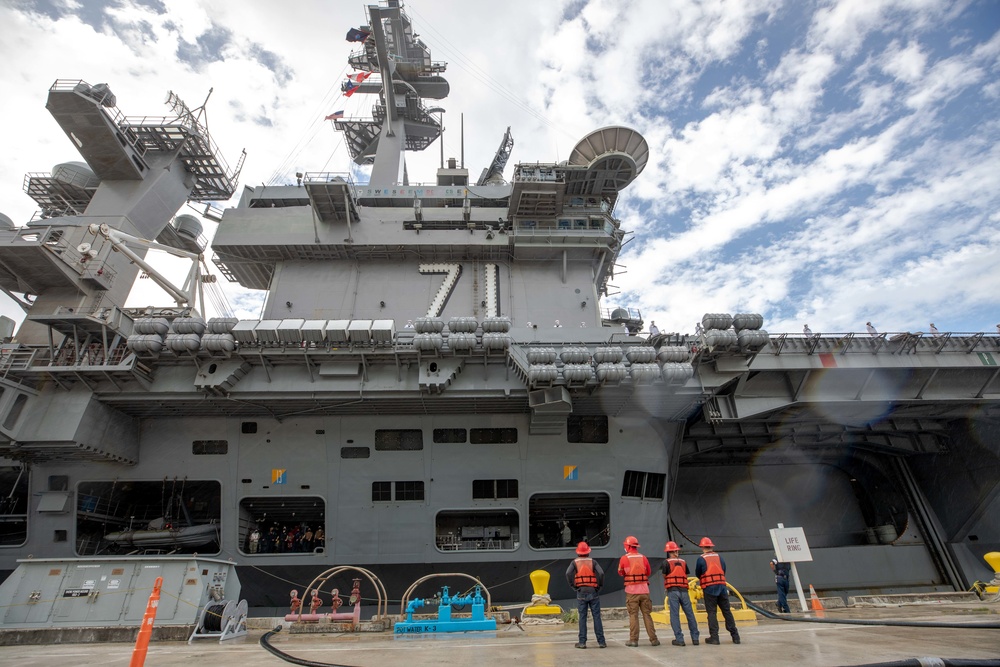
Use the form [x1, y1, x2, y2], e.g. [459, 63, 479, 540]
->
[411, 316, 512, 352]
[700, 312, 769, 350]
[127, 317, 238, 354]
[526, 345, 694, 385]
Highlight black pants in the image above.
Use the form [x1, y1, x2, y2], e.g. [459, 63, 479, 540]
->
[704, 588, 739, 639]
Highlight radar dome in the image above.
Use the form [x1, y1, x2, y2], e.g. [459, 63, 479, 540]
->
[173, 214, 204, 240]
[52, 162, 100, 188]
[610, 308, 630, 322]
[0, 213, 14, 231]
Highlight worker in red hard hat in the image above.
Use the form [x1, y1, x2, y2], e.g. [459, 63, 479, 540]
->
[565, 541, 606, 649]
[695, 537, 741, 645]
[661, 541, 700, 646]
[618, 536, 660, 647]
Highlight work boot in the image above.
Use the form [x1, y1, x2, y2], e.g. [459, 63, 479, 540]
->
[625, 641, 638, 647]
[650, 639, 660, 646]
[732, 635, 741, 644]
[705, 636, 720, 645]
[598, 643, 607, 648]
[692, 639, 700, 645]
[574, 643, 586, 649]
[671, 639, 686, 646]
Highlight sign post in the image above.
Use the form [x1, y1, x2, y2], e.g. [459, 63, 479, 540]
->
[769, 523, 813, 612]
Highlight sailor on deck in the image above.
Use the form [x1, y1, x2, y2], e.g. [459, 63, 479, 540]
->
[929, 323, 941, 337]
[649, 321, 660, 336]
[866, 321, 878, 336]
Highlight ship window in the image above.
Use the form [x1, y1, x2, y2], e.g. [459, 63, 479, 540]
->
[0, 465, 28, 547]
[470, 428, 517, 444]
[567, 416, 609, 443]
[574, 219, 587, 229]
[238, 496, 326, 555]
[341, 446, 370, 459]
[75, 480, 222, 557]
[433, 428, 467, 443]
[375, 429, 423, 451]
[2, 394, 28, 430]
[621, 470, 666, 501]
[528, 492, 610, 550]
[395, 481, 425, 501]
[521, 220, 537, 228]
[193, 440, 228, 455]
[241, 422, 258, 434]
[558, 219, 571, 229]
[473, 479, 518, 499]
[435, 510, 519, 552]
[372, 481, 392, 501]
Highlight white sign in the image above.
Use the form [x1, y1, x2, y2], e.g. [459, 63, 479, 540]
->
[769, 526, 813, 562]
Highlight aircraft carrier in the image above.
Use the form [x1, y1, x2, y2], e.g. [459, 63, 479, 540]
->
[0, 0, 997, 613]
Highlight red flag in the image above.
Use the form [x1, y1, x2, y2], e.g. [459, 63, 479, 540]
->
[343, 80, 359, 97]
[324, 110, 344, 121]
[348, 71, 372, 83]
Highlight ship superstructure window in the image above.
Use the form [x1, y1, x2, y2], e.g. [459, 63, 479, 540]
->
[239, 496, 326, 555]
[193, 440, 228, 455]
[375, 429, 423, 451]
[528, 492, 610, 550]
[435, 510, 519, 551]
[473, 479, 518, 499]
[470, 428, 517, 444]
[567, 416, 609, 443]
[0, 465, 29, 547]
[242, 422, 257, 434]
[341, 446, 370, 459]
[372, 481, 424, 502]
[622, 470, 666, 500]
[76, 480, 222, 556]
[433, 428, 467, 443]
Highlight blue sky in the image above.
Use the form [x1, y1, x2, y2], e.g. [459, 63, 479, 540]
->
[0, 0, 998, 335]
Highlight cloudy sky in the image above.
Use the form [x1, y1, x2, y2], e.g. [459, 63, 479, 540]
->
[0, 0, 998, 336]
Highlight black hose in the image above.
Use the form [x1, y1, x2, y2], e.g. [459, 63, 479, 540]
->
[850, 661, 1000, 667]
[744, 599, 1000, 629]
[259, 626, 358, 667]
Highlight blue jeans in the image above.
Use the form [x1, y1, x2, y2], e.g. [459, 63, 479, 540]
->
[576, 591, 605, 645]
[776, 576, 790, 613]
[667, 587, 700, 642]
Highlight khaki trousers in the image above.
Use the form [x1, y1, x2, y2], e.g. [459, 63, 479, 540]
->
[625, 593, 658, 643]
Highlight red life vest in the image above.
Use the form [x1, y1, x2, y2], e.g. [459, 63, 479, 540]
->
[573, 557, 598, 588]
[622, 552, 648, 585]
[699, 552, 726, 587]
[664, 557, 688, 589]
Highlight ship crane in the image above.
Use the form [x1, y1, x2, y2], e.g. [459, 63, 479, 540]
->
[85, 223, 207, 315]
[476, 126, 513, 186]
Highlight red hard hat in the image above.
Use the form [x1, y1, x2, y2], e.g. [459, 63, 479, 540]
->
[664, 541, 680, 552]
[699, 537, 715, 548]
[576, 541, 591, 555]
[624, 535, 640, 549]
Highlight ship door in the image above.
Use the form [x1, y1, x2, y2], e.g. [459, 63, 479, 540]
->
[52, 562, 135, 624]
[123, 562, 184, 622]
[2, 564, 67, 624]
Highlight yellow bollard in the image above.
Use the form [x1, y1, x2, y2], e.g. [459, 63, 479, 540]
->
[523, 570, 563, 616]
[984, 552, 1000, 594]
[652, 577, 757, 626]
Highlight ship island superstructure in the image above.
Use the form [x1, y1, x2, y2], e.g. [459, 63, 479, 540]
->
[0, 0, 997, 613]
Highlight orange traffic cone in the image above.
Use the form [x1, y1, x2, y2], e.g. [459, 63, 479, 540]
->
[808, 584, 826, 618]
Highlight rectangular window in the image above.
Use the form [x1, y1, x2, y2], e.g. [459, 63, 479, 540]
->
[238, 495, 326, 555]
[433, 428, 467, 443]
[192, 440, 228, 455]
[395, 481, 425, 501]
[567, 416, 609, 443]
[470, 428, 517, 444]
[372, 481, 392, 502]
[341, 446, 370, 459]
[375, 429, 423, 451]
[241, 421, 257, 434]
[528, 492, 610, 550]
[622, 470, 666, 500]
[473, 479, 519, 499]
[436, 509, 519, 551]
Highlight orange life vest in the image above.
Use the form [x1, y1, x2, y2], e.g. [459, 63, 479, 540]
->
[699, 551, 726, 587]
[573, 557, 598, 588]
[622, 552, 648, 585]
[664, 557, 688, 589]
